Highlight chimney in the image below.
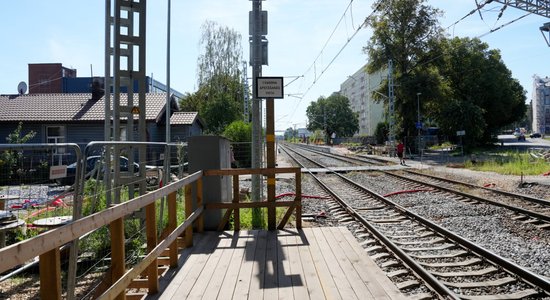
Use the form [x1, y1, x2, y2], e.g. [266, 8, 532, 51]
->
[91, 77, 105, 101]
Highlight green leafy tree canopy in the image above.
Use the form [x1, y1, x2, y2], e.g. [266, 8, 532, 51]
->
[284, 127, 297, 141]
[223, 120, 252, 168]
[364, 0, 443, 138]
[434, 37, 526, 144]
[179, 20, 244, 135]
[306, 92, 359, 143]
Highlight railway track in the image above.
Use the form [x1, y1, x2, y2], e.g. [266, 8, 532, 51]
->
[385, 170, 550, 229]
[285, 142, 550, 229]
[282, 144, 363, 168]
[279, 143, 550, 299]
[290, 143, 389, 166]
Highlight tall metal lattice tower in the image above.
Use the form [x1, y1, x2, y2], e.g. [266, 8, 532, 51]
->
[491, 1, 550, 45]
[105, 0, 147, 204]
[492, 1, 550, 18]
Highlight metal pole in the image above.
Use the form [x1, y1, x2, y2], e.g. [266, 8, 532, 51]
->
[417, 92, 421, 153]
[251, 0, 262, 205]
[266, 98, 275, 230]
[166, 0, 171, 143]
[417, 92, 421, 135]
[388, 59, 395, 149]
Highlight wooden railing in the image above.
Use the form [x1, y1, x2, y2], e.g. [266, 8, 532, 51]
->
[204, 167, 302, 231]
[0, 171, 204, 300]
[0, 167, 302, 299]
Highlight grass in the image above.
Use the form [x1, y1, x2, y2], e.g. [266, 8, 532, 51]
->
[428, 142, 455, 150]
[464, 151, 550, 175]
[229, 198, 295, 230]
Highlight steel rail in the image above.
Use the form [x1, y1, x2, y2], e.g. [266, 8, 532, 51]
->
[384, 171, 550, 223]
[282, 142, 550, 296]
[313, 173, 460, 299]
[280, 143, 456, 299]
[296, 143, 550, 209]
[404, 169, 550, 207]
[293, 143, 388, 165]
[339, 172, 550, 294]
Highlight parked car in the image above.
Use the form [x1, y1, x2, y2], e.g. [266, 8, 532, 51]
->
[58, 156, 140, 186]
[530, 132, 542, 138]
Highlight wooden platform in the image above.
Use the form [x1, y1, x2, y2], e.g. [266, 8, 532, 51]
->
[149, 227, 406, 300]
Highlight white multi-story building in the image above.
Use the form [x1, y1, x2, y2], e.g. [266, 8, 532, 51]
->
[340, 65, 386, 136]
[532, 75, 550, 135]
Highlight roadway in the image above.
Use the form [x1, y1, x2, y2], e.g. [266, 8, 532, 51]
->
[497, 134, 550, 149]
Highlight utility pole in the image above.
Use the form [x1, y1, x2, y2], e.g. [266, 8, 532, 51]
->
[166, 0, 171, 144]
[416, 92, 421, 154]
[388, 59, 395, 149]
[416, 92, 421, 137]
[323, 107, 327, 144]
[250, 0, 265, 225]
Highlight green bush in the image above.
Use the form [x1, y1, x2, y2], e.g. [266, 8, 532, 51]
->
[223, 121, 252, 168]
[0, 122, 37, 185]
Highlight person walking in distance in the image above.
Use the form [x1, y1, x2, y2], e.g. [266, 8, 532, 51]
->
[396, 140, 405, 165]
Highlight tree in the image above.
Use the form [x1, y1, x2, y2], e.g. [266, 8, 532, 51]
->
[434, 37, 527, 145]
[374, 121, 389, 144]
[223, 120, 252, 168]
[364, 1, 526, 147]
[284, 127, 297, 141]
[364, 0, 444, 138]
[0, 122, 36, 183]
[306, 93, 359, 144]
[179, 20, 244, 134]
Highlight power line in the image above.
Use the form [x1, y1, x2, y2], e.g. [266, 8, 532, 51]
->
[286, 0, 382, 125]
[477, 11, 531, 38]
[300, 0, 355, 83]
[410, 1, 534, 74]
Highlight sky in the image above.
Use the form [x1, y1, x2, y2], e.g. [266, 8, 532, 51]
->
[1, 1, 549, 132]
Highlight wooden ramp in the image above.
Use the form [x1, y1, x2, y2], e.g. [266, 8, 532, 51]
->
[148, 227, 406, 300]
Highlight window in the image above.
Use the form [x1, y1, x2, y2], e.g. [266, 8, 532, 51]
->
[47, 126, 65, 143]
[46, 126, 66, 165]
[109, 126, 127, 140]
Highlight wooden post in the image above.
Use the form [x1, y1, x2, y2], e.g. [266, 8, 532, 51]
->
[266, 97, 276, 230]
[184, 184, 193, 247]
[196, 178, 204, 233]
[109, 217, 126, 300]
[167, 191, 178, 268]
[39, 248, 61, 300]
[233, 174, 240, 231]
[145, 202, 158, 294]
[295, 170, 302, 229]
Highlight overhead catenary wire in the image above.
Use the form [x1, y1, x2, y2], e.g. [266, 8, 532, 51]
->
[300, 0, 356, 85]
[477, 11, 531, 38]
[286, 0, 383, 125]
[409, 0, 534, 74]
[284, 0, 529, 129]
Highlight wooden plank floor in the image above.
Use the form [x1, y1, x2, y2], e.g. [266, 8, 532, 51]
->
[148, 227, 406, 300]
